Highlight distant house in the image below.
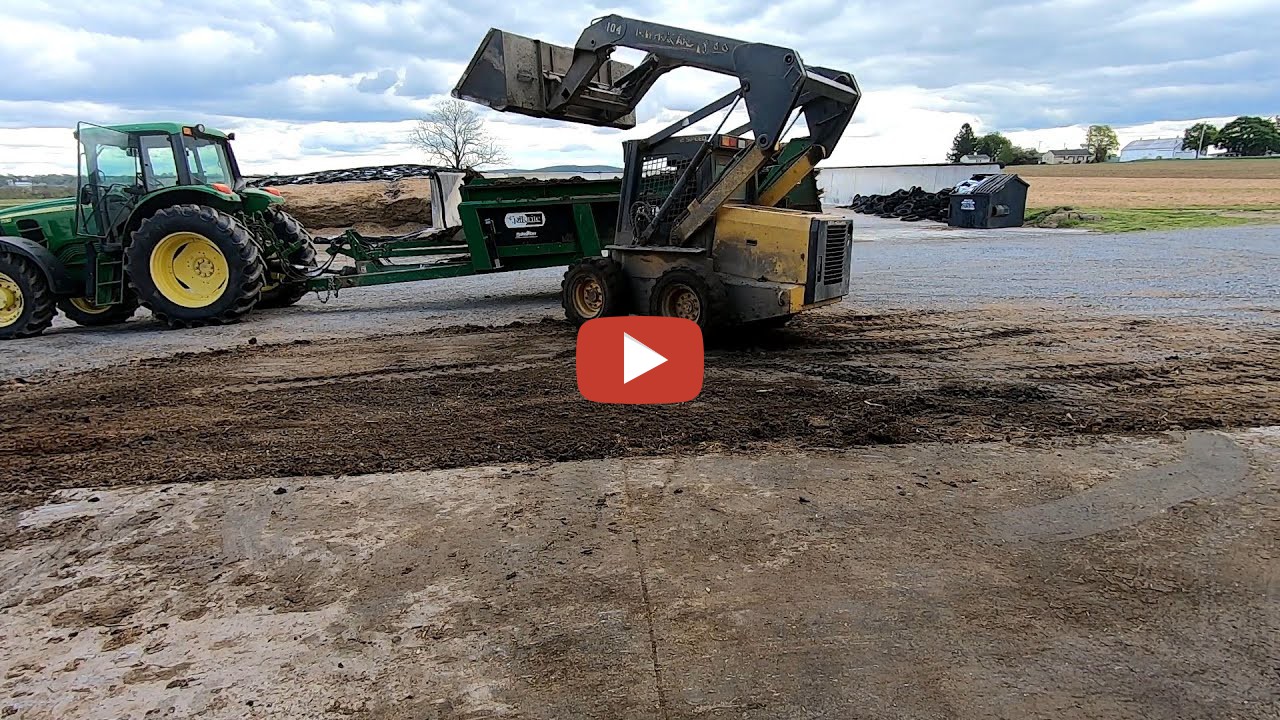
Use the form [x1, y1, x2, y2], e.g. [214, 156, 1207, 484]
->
[1119, 138, 1197, 162]
[1041, 148, 1092, 164]
[958, 153, 992, 164]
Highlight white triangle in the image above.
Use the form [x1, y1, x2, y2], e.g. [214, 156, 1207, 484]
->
[622, 332, 668, 384]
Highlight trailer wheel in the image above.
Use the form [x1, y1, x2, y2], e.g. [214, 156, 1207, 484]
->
[258, 209, 318, 309]
[58, 292, 139, 327]
[562, 257, 628, 326]
[649, 266, 728, 330]
[0, 252, 56, 339]
[126, 204, 265, 329]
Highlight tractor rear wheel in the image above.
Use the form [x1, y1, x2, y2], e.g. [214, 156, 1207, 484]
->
[125, 204, 265, 329]
[561, 257, 628, 326]
[0, 252, 56, 339]
[648, 266, 728, 331]
[58, 292, 139, 327]
[258, 209, 318, 309]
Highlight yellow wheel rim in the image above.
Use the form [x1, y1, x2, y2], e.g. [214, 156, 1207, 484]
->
[0, 272, 23, 328]
[571, 276, 605, 318]
[68, 297, 111, 315]
[149, 232, 229, 308]
[660, 285, 702, 322]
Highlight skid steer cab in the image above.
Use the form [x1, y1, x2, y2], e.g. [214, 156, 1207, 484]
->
[0, 122, 318, 339]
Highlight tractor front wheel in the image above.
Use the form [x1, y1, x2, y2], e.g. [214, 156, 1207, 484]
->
[0, 252, 56, 339]
[258, 209, 318, 309]
[125, 204, 265, 329]
[58, 292, 140, 327]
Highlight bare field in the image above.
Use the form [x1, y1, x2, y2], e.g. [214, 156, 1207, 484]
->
[1017, 157, 1280, 179]
[1027, 176, 1280, 209]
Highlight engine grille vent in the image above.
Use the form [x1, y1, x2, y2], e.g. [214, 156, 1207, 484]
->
[822, 222, 849, 285]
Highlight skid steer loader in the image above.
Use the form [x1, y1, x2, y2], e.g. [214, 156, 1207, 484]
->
[454, 15, 861, 329]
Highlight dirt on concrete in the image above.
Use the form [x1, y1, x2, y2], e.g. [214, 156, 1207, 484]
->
[2, 307, 1277, 506]
[2, 305, 1279, 718]
[0, 430, 1276, 719]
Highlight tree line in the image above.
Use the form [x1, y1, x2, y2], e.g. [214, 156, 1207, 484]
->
[946, 123, 1119, 165]
[1181, 116, 1280, 157]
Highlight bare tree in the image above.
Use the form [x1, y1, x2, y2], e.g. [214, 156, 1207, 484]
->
[409, 98, 508, 169]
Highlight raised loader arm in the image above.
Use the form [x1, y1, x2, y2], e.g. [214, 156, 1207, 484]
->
[453, 15, 861, 245]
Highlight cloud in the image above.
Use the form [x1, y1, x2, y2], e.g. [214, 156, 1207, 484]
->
[0, 0, 1276, 173]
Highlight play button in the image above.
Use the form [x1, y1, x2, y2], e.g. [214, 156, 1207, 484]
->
[575, 317, 704, 404]
[623, 332, 668, 383]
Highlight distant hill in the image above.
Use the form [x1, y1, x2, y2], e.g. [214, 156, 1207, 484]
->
[493, 165, 622, 173]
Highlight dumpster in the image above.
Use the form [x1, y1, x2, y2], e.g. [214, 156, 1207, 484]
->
[948, 173, 1030, 229]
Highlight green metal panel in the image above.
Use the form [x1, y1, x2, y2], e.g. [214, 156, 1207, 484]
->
[571, 202, 604, 256]
[759, 138, 823, 211]
[457, 201, 494, 270]
[496, 242, 578, 257]
[308, 178, 622, 292]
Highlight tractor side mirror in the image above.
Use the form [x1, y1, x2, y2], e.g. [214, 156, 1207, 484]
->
[78, 185, 94, 205]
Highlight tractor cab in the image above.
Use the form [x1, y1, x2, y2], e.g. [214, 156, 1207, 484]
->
[74, 122, 246, 239]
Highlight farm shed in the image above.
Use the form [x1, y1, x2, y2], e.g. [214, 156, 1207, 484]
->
[1120, 138, 1198, 162]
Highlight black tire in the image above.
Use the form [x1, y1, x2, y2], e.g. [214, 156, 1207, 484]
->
[57, 292, 140, 327]
[258, 209, 318, 309]
[648, 265, 729, 330]
[0, 252, 56, 339]
[561, 256, 628, 326]
[125, 204, 265, 329]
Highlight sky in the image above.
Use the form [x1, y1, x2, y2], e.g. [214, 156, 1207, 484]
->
[0, 0, 1276, 176]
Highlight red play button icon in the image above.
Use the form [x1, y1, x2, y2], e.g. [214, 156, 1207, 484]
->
[576, 317, 704, 404]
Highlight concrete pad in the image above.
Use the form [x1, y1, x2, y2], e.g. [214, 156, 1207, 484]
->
[1, 430, 1277, 718]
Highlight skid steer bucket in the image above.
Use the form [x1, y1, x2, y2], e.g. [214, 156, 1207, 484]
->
[452, 28, 638, 129]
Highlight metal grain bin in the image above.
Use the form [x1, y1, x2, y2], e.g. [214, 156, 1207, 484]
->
[948, 173, 1030, 229]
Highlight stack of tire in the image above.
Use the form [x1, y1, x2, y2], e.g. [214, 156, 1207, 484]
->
[843, 186, 954, 223]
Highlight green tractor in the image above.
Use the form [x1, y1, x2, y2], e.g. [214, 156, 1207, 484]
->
[0, 122, 317, 339]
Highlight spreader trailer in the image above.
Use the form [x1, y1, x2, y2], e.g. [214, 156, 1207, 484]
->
[0, 121, 621, 339]
[454, 15, 862, 328]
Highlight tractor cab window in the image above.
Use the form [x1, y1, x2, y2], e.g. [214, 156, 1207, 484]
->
[184, 137, 233, 186]
[75, 124, 142, 238]
[140, 135, 179, 190]
[93, 144, 141, 186]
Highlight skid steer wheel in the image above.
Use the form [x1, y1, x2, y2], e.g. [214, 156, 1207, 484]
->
[0, 252, 56, 339]
[258, 208, 318, 309]
[649, 266, 729, 331]
[125, 204, 265, 329]
[58, 291, 140, 327]
[561, 257, 628, 326]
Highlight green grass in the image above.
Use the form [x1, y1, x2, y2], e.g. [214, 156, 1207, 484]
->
[1027, 206, 1280, 232]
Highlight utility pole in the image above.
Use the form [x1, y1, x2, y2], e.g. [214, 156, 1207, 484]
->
[1196, 124, 1207, 159]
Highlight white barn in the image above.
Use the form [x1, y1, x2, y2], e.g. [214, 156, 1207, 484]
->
[1119, 138, 1197, 162]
